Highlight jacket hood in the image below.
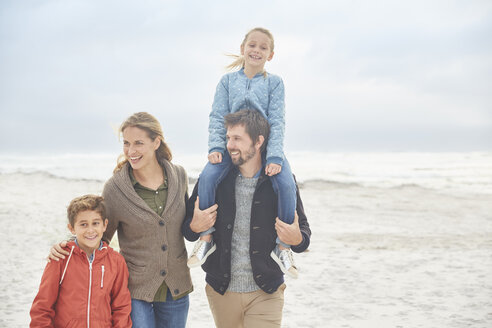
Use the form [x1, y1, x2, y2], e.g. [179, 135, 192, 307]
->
[60, 241, 110, 285]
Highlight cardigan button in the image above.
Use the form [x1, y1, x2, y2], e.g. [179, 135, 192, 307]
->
[174, 289, 180, 295]
[161, 244, 167, 251]
[159, 220, 165, 226]
[227, 224, 232, 230]
[223, 273, 229, 278]
[224, 249, 229, 253]
[160, 270, 167, 276]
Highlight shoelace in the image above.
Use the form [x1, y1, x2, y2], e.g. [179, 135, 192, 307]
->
[286, 250, 296, 268]
[191, 240, 205, 255]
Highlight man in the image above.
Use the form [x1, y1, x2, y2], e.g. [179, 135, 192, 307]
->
[182, 109, 311, 327]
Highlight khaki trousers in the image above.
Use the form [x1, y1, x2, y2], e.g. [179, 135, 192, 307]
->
[205, 284, 286, 328]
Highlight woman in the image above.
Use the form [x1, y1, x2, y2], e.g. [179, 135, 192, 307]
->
[50, 112, 193, 328]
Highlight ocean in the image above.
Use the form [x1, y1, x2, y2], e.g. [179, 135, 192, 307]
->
[1, 152, 491, 327]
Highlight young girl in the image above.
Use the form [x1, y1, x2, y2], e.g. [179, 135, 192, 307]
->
[187, 27, 298, 278]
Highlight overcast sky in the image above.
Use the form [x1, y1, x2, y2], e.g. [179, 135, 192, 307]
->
[1, 0, 491, 154]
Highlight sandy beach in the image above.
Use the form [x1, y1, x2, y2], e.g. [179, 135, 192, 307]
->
[1, 152, 491, 327]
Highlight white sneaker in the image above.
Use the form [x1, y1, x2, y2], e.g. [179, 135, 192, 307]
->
[187, 239, 216, 268]
[270, 245, 298, 279]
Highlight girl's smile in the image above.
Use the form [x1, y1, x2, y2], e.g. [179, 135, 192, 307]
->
[241, 31, 274, 74]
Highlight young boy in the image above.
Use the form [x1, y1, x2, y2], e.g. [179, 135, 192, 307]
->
[30, 195, 132, 328]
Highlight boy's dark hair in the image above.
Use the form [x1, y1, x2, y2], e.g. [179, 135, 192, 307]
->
[224, 109, 270, 152]
[67, 195, 106, 226]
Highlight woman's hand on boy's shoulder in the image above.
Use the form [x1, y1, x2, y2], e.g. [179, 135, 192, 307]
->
[47, 240, 70, 262]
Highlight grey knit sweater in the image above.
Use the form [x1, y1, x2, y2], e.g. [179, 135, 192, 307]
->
[102, 160, 192, 301]
[228, 175, 260, 293]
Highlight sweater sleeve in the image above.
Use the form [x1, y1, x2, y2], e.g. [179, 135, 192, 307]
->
[265, 77, 286, 166]
[291, 179, 311, 253]
[30, 261, 62, 327]
[182, 181, 201, 242]
[208, 75, 230, 154]
[110, 255, 132, 328]
[102, 181, 119, 244]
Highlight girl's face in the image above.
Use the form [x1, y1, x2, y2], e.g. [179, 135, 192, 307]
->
[241, 31, 274, 70]
[122, 126, 160, 171]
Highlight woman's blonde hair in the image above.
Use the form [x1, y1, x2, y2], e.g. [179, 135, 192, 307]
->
[226, 27, 275, 77]
[114, 112, 172, 173]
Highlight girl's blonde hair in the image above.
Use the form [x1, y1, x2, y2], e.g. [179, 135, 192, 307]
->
[114, 112, 172, 173]
[226, 27, 275, 77]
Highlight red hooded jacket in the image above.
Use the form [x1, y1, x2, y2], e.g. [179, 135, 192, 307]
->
[30, 241, 132, 328]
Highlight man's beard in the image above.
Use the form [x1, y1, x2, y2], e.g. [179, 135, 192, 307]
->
[229, 145, 256, 166]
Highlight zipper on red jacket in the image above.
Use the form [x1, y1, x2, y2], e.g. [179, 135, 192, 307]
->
[101, 265, 104, 288]
[86, 253, 94, 328]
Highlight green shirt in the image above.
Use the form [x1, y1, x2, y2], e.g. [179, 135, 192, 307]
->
[129, 167, 168, 217]
[129, 167, 189, 301]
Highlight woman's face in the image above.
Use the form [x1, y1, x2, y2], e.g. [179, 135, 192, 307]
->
[122, 126, 160, 171]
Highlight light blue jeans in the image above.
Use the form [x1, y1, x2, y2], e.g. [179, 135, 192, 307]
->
[198, 152, 297, 247]
[130, 291, 189, 328]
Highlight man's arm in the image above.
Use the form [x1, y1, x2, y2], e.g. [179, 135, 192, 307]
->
[291, 183, 311, 253]
[276, 181, 311, 253]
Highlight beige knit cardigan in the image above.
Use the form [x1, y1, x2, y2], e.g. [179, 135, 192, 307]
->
[102, 160, 192, 301]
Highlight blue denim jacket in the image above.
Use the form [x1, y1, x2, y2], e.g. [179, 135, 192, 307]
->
[208, 68, 285, 166]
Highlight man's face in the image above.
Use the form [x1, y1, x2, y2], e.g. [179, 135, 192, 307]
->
[226, 124, 257, 166]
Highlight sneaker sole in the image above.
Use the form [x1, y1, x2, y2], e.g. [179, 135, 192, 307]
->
[187, 244, 217, 268]
[270, 250, 298, 279]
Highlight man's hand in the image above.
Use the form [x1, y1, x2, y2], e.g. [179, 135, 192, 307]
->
[265, 163, 282, 176]
[47, 240, 70, 262]
[275, 212, 303, 247]
[190, 197, 218, 234]
[208, 152, 223, 164]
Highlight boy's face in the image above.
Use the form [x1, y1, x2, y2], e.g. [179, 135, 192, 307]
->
[68, 210, 108, 255]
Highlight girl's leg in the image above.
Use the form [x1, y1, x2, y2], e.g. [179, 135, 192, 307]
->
[270, 159, 297, 248]
[269, 158, 299, 278]
[131, 299, 156, 328]
[154, 290, 190, 328]
[270, 158, 297, 224]
[197, 152, 232, 237]
[189, 152, 231, 267]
